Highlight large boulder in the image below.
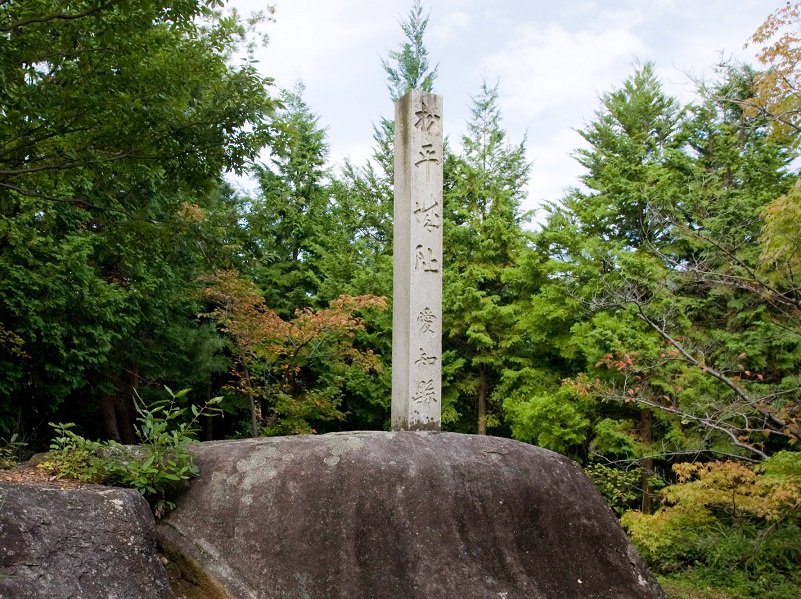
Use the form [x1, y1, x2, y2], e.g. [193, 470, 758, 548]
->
[158, 431, 665, 598]
[0, 481, 173, 599]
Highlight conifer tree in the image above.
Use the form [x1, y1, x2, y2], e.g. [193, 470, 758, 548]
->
[248, 83, 331, 315]
[381, 0, 438, 102]
[443, 80, 531, 434]
[513, 63, 799, 513]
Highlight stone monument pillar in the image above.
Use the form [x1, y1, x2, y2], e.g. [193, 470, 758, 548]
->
[392, 89, 443, 431]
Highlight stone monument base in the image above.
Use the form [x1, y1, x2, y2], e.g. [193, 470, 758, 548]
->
[158, 432, 665, 598]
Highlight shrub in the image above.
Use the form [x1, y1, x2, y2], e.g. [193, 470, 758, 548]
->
[0, 434, 26, 469]
[622, 457, 801, 598]
[585, 461, 662, 516]
[40, 387, 221, 517]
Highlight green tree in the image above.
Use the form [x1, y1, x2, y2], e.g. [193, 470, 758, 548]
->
[381, 0, 438, 102]
[0, 0, 276, 441]
[247, 83, 331, 315]
[443, 80, 531, 435]
[514, 63, 799, 516]
[506, 64, 686, 467]
[365, 0, 439, 213]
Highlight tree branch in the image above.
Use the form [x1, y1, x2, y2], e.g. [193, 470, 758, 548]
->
[632, 302, 791, 435]
[0, 181, 154, 223]
[590, 447, 762, 466]
[655, 213, 801, 312]
[0, 0, 124, 33]
[605, 391, 770, 460]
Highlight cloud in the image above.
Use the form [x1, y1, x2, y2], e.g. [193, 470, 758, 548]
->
[226, 0, 775, 213]
[430, 11, 470, 43]
[473, 12, 649, 216]
[526, 127, 588, 216]
[482, 20, 647, 125]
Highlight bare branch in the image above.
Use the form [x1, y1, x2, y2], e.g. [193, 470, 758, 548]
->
[632, 303, 791, 433]
[653, 211, 801, 313]
[590, 448, 762, 466]
[604, 391, 770, 460]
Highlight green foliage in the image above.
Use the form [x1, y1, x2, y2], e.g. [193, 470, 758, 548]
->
[760, 177, 801, 289]
[585, 460, 666, 516]
[443, 79, 531, 434]
[0, 0, 275, 440]
[585, 462, 643, 515]
[514, 61, 799, 471]
[249, 83, 332, 315]
[622, 458, 801, 598]
[0, 434, 26, 469]
[381, 0, 438, 101]
[43, 423, 106, 482]
[40, 387, 222, 517]
[504, 384, 592, 455]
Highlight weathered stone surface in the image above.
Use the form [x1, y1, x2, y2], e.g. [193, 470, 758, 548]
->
[158, 432, 665, 599]
[0, 482, 173, 599]
[392, 89, 444, 431]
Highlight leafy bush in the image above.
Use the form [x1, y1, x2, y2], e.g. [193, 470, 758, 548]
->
[40, 388, 221, 517]
[622, 457, 801, 598]
[585, 461, 665, 516]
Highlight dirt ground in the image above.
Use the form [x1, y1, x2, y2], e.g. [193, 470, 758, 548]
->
[0, 462, 90, 489]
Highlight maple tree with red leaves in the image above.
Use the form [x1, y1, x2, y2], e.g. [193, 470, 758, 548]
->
[201, 269, 386, 436]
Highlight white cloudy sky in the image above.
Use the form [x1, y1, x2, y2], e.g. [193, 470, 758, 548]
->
[228, 0, 781, 220]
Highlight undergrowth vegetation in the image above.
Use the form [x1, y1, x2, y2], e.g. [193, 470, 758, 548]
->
[40, 388, 221, 517]
[619, 456, 801, 599]
[0, 434, 25, 470]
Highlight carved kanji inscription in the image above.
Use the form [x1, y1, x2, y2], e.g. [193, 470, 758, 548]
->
[411, 379, 437, 404]
[414, 144, 439, 182]
[414, 245, 439, 273]
[414, 101, 441, 134]
[417, 308, 437, 336]
[414, 196, 440, 232]
[415, 347, 438, 367]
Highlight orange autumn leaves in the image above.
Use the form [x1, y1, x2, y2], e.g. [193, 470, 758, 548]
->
[200, 269, 386, 433]
[748, 2, 801, 142]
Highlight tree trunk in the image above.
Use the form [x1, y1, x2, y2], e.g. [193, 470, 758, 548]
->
[204, 383, 214, 441]
[477, 364, 488, 435]
[115, 392, 137, 444]
[242, 357, 259, 437]
[100, 370, 137, 444]
[640, 408, 654, 514]
[100, 392, 122, 443]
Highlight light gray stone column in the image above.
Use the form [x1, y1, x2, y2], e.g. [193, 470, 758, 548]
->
[392, 89, 443, 431]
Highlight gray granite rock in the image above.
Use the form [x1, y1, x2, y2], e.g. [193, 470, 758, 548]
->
[158, 431, 666, 599]
[0, 482, 173, 599]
